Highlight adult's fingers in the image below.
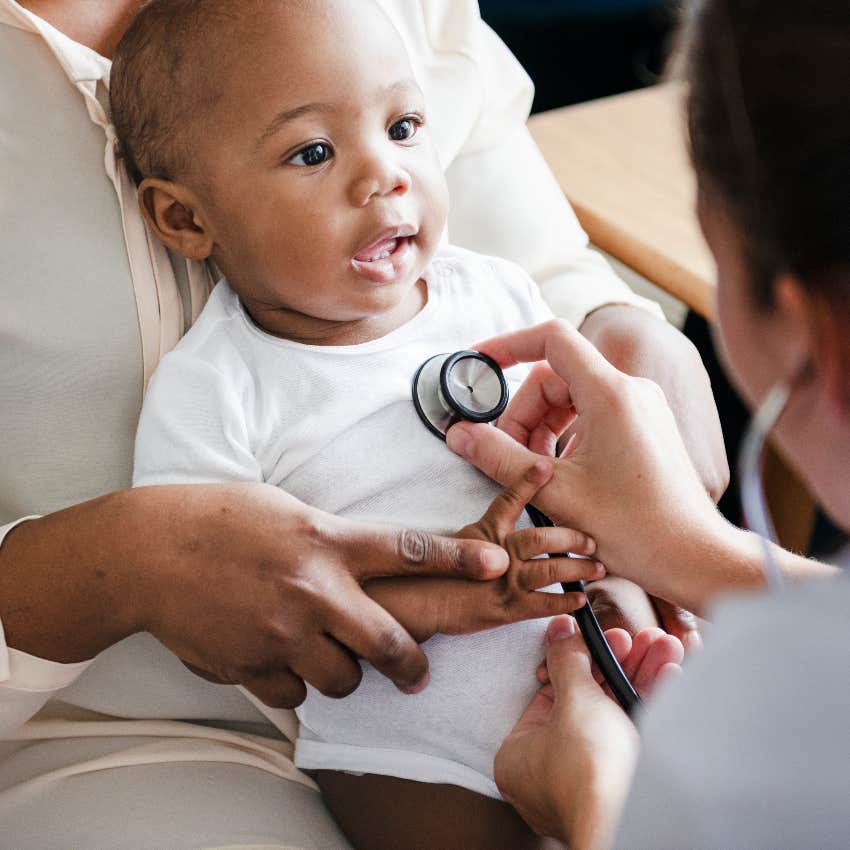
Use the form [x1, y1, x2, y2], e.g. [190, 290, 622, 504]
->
[652, 597, 703, 654]
[327, 586, 430, 694]
[241, 667, 308, 709]
[289, 634, 364, 699]
[541, 615, 601, 701]
[475, 319, 621, 416]
[447, 419, 543, 491]
[339, 520, 509, 581]
[539, 626, 631, 687]
[498, 361, 574, 456]
[627, 629, 684, 697]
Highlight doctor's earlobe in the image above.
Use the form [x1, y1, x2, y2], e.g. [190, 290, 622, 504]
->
[137, 177, 215, 261]
[775, 274, 850, 416]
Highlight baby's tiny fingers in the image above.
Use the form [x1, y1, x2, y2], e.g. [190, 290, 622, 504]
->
[476, 460, 555, 539]
[510, 525, 596, 560]
[536, 661, 550, 685]
[522, 590, 587, 620]
[516, 556, 604, 591]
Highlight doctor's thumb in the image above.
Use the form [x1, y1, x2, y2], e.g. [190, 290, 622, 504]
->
[543, 616, 598, 700]
[447, 421, 539, 487]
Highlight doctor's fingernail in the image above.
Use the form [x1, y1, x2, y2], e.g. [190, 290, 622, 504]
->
[546, 616, 577, 644]
[446, 427, 472, 459]
[683, 630, 703, 653]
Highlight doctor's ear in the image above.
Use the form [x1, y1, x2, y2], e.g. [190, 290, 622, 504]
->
[774, 274, 850, 417]
[137, 178, 214, 261]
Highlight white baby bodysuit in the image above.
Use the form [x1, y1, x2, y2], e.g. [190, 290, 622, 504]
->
[133, 245, 557, 798]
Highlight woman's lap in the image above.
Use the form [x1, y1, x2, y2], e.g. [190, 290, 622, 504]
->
[0, 737, 352, 850]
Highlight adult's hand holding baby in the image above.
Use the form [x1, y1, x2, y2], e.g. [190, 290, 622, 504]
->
[134, 482, 522, 709]
[0, 482, 516, 711]
[447, 319, 749, 615]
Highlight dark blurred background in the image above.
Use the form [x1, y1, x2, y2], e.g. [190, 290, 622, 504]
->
[480, 0, 845, 557]
[479, 0, 676, 113]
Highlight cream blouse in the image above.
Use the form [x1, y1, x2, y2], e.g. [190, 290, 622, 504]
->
[0, 0, 661, 782]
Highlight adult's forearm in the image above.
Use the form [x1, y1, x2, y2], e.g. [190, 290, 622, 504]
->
[639, 521, 840, 617]
[0, 489, 151, 662]
[580, 304, 729, 502]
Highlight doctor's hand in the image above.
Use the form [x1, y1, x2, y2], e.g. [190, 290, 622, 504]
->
[494, 615, 682, 848]
[364, 461, 603, 643]
[578, 305, 728, 502]
[447, 319, 739, 615]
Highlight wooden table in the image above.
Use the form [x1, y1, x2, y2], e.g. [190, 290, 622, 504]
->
[529, 84, 817, 553]
[528, 83, 716, 319]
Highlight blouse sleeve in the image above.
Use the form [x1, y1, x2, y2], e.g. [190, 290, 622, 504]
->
[0, 519, 94, 736]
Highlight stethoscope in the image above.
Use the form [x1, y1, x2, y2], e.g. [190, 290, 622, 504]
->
[739, 365, 811, 591]
[413, 350, 641, 714]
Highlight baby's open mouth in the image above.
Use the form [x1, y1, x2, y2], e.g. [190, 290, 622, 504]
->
[351, 226, 417, 283]
[354, 236, 405, 263]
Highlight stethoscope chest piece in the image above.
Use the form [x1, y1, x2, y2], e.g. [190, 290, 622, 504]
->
[411, 348, 641, 714]
[412, 350, 509, 440]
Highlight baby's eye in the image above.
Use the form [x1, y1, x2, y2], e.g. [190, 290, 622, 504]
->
[287, 142, 332, 167]
[388, 116, 421, 142]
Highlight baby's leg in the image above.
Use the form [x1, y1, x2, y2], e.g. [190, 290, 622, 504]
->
[584, 575, 660, 634]
[314, 771, 565, 850]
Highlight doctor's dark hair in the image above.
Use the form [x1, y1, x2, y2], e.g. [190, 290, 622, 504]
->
[110, 0, 256, 185]
[680, 0, 850, 306]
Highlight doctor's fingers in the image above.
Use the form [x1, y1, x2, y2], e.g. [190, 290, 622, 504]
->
[621, 628, 684, 697]
[447, 422, 567, 521]
[336, 519, 509, 582]
[651, 597, 703, 654]
[497, 361, 575, 457]
[327, 589, 430, 695]
[537, 627, 631, 686]
[475, 319, 622, 416]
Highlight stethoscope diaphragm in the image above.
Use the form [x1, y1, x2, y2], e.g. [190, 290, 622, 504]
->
[412, 350, 508, 440]
[411, 348, 641, 715]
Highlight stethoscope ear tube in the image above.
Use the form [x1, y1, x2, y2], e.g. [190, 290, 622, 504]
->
[525, 504, 641, 715]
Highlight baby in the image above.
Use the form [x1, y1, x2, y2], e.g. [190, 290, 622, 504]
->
[116, 1, 659, 847]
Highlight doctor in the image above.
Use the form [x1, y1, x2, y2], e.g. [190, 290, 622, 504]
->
[448, 0, 850, 847]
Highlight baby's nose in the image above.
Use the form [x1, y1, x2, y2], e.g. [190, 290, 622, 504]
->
[350, 160, 410, 206]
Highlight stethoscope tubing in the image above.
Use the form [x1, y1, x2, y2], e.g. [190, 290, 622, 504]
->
[525, 504, 641, 715]
[412, 350, 641, 715]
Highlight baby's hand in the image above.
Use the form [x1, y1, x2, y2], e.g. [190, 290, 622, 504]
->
[365, 461, 603, 643]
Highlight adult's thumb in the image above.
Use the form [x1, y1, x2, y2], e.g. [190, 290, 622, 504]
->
[543, 616, 598, 700]
[447, 421, 539, 488]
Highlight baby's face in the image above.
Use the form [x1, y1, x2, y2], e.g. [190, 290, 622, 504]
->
[185, 1, 448, 343]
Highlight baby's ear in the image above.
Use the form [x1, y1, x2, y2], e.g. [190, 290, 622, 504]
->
[137, 178, 213, 261]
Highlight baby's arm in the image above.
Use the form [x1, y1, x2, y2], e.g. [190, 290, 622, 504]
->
[364, 461, 604, 642]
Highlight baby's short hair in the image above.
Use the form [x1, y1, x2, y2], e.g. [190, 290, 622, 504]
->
[110, 0, 250, 184]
